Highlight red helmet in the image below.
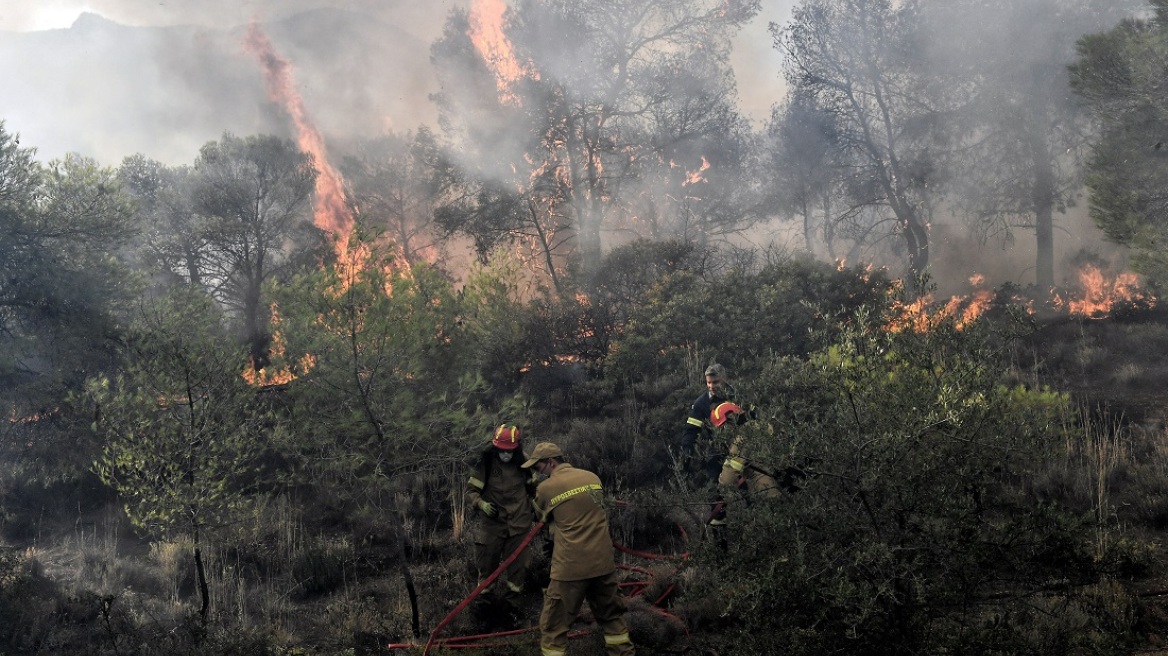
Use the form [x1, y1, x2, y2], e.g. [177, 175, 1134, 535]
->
[710, 402, 742, 428]
[492, 424, 521, 450]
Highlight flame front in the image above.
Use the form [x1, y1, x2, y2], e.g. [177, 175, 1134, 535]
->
[244, 22, 353, 257]
[886, 275, 993, 333]
[468, 0, 538, 106]
[1052, 264, 1156, 318]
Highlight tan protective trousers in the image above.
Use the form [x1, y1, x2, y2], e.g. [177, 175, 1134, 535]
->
[718, 462, 782, 499]
[539, 571, 635, 656]
[475, 525, 531, 601]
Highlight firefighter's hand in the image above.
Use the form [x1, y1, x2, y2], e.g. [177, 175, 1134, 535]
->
[478, 500, 499, 518]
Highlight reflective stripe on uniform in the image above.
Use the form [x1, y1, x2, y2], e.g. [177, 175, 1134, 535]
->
[468, 476, 485, 490]
[506, 580, 523, 593]
[542, 483, 603, 521]
[686, 417, 704, 427]
[604, 632, 632, 645]
[725, 457, 746, 472]
[541, 647, 567, 656]
[548, 483, 602, 510]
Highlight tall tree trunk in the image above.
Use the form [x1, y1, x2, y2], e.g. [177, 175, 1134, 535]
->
[194, 542, 210, 623]
[1028, 122, 1056, 291]
[529, 199, 564, 297]
[398, 535, 421, 638]
[244, 281, 268, 370]
[579, 115, 605, 286]
[802, 197, 815, 257]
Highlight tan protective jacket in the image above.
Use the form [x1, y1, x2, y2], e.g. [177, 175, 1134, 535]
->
[466, 449, 536, 536]
[534, 463, 616, 581]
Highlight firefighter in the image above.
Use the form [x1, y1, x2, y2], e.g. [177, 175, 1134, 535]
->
[466, 424, 537, 627]
[523, 442, 635, 656]
[712, 401, 781, 501]
[679, 363, 734, 483]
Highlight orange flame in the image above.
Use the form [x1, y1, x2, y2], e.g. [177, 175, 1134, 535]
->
[244, 22, 353, 257]
[1052, 264, 1156, 318]
[7, 408, 54, 424]
[886, 274, 993, 333]
[684, 156, 710, 186]
[242, 303, 316, 387]
[468, 0, 538, 105]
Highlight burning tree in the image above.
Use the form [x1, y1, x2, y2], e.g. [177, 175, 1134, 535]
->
[431, 0, 761, 291]
[341, 129, 453, 268]
[190, 132, 325, 370]
[923, 0, 1140, 292]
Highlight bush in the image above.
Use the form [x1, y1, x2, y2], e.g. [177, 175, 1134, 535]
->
[678, 307, 1141, 654]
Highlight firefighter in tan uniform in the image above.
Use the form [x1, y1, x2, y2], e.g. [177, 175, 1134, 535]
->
[522, 442, 635, 656]
[466, 424, 537, 626]
[713, 401, 781, 500]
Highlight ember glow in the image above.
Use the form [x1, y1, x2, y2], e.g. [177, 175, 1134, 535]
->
[1052, 264, 1156, 318]
[7, 407, 53, 424]
[468, 0, 538, 106]
[244, 22, 354, 256]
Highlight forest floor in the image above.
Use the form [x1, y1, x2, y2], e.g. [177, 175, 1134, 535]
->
[1022, 306, 1168, 654]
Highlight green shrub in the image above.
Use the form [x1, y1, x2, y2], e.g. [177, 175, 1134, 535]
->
[678, 306, 1142, 654]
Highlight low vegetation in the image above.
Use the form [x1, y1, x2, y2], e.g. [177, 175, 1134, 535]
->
[2, 236, 1167, 655]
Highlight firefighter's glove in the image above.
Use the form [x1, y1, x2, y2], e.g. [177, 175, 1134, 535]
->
[478, 500, 499, 519]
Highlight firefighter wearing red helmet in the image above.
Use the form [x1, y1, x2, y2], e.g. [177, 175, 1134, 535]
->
[712, 401, 780, 500]
[465, 424, 537, 627]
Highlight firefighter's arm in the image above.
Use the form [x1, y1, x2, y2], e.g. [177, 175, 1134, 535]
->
[681, 404, 705, 454]
[721, 435, 748, 476]
[466, 466, 497, 517]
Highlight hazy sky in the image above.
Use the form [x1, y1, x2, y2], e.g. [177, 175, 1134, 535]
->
[0, 0, 1135, 288]
[0, 0, 793, 125]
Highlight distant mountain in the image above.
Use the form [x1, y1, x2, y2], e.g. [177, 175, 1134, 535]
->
[0, 8, 436, 165]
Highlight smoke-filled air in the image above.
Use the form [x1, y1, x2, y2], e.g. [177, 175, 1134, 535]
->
[4, 0, 1168, 654]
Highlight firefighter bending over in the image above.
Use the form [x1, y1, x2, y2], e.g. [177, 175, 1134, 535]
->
[523, 442, 635, 656]
[466, 424, 537, 627]
[712, 402, 781, 500]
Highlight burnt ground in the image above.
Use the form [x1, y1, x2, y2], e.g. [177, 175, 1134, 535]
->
[1019, 306, 1168, 652]
[1019, 305, 1168, 427]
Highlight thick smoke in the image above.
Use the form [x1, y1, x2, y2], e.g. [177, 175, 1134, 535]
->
[0, 0, 1148, 295]
[917, 0, 1146, 293]
[0, 0, 792, 163]
[0, 1, 465, 164]
[0, 0, 456, 33]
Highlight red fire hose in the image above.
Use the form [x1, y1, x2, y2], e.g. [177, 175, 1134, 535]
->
[419, 520, 545, 655]
[392, 516, 694, 653]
